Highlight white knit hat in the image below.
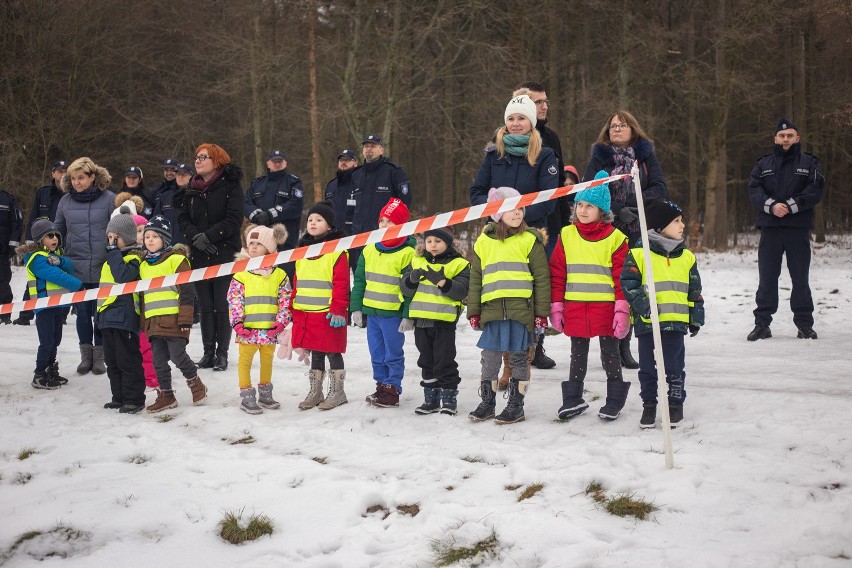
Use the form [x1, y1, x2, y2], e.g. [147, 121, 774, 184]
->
[504, 94, 537, 128]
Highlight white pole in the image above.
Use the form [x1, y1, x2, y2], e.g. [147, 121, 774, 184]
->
[631, 162, 675, 469]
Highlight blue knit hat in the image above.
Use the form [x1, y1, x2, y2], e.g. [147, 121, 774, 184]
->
[574, 170, 611, 214]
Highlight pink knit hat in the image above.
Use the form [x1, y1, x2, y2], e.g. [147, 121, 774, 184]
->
[132, 214, 148, 227]
[245, 223, 288, 256]
[487, 186, 522, 222]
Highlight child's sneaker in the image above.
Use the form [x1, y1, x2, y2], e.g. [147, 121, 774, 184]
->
[240, 388, 263, 414]
[639, 402, 656, 429]
[31, 370, 60, 390]
[669, 403, 683, 428]
[187, 376, 207, 406]
[146, 389, 177, 413]
[371, 384, 399, 408]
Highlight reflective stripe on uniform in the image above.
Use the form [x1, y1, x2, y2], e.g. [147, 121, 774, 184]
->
[630, 246, 695, 324]
[473, 231, 536, 303]
[361, 244, 414, 311]
[293, 251, 345, 312]
[560, 225, 626, 302]
[408, 256, 468, 322]
[234, 268, 287, 329]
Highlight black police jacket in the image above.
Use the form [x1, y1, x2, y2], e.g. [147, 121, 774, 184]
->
[25, 182, 64, 242]
[747, 143, 824, 229]
[349, 156, 411, 234]
[244, 169, 304, 248]
[0, 190, 23, 254]
[324, 168, 357, 236]
[152, 180, 186, 244]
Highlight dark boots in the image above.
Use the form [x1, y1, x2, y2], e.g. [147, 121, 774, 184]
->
[415, 387, 441, 415]
[196, 315, 217, 368]
[469, 380, 497, 421]
[495, 380, 527, 424]
[557, 380, 589, 420]
[747, 324, 771, 341]
[598, 381, 631, 421]
[439, 389, 458, 415]
[639, 401, 657, 429]
[213, 313, 231, 371]
[669, 403, 684, 427]
[618, 329, 639, 369]
[531, 336, 555, 369]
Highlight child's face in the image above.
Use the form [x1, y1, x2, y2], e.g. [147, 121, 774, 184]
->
[306, 213, 330, 236]
[144, 230, 164, 253]
[378, 217, 395, 229]
[660, 215, 685, 241]
[247, 241, 271, 258]
[501, 209, 524, 228]
[136, 224, 145, 245]
[574, 201, 602, 224]
[107, 231, 128, 249]
[41, 232, 60, 252]
[425, 236, 447, 256]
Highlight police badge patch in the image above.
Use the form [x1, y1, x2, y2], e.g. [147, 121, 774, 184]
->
[400, 182, 409, 195]
[548, 165, 558, 175]
[294, 189, 303, 198]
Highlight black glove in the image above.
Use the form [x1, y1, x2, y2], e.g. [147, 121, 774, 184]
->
[407, 268, 426, 284]
[46, 255, 61, 266]
[203, 243, 219, 256]
[105, 237, 118, 252]
[253, 211, 272, 226]
[192, 232, 212, 251]
[424, 266, 446, 285]
[689, 325, 700, 337]
[618, 206, 639, 225]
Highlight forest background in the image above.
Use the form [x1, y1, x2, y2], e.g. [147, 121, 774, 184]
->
[1, 0, 849, 250]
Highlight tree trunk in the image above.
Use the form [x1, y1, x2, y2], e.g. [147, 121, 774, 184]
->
[307, 0, 322, 202]
[703, 0, 729, 251]
[249, 15, 263, 177]
[687, 8, 699, 249]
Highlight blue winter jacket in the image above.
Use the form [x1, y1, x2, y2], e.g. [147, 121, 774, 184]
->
[95, 247, 142, 333]
[21, 246, 83, 313]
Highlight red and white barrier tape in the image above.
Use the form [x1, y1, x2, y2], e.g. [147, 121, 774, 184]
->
[1, 174, 628, 314]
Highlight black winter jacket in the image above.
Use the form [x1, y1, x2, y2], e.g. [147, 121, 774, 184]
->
[244, 169, 303, 249]
[25, 182, 64, 242]
[152, 179, 185, 244]
[350, 157, 411, 234]
[95, 248, 142, 333]
[400, 245, 471, 329]
[537, 119, 572, 244]
[0, 191, 23, 255]
[324, 168, 358, 236]
[747, 143, 824, 229]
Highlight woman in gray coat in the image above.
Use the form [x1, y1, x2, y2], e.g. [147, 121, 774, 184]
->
[55, 157, 116, 375]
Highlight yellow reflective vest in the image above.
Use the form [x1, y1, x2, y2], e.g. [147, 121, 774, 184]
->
[26, 250, 74, 298]
[139, 254, 188, 318]
[630, 248, 695, 324]
[97, 255, 140, 314]
[474, 231, 535, 303]
[561, 225, 626, 302]
[408, 256, 468, 322]
[362, 244, 414, 311]
[234, 268, 287, 329]
[293, 251, 346, 312]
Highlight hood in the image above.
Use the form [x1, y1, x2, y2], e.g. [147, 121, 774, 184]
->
[60, 165, 111, 192]
[17, 242, 47, 256]
[221, 163, 244, 183]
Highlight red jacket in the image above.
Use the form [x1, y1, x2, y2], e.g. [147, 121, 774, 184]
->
[290, 250, 350, 353]
[549, 221, 627, 338]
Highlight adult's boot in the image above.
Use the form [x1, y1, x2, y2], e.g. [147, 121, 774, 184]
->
[196, 316, 217, 368]
[299, 369, 326, 410]
[91, 345, 106, 375]
[213, 313, 231, 371]
[557, 380, 589, 419]
[619, 328, 639, 369]
[318, 369, 348, 410]
[495, 380, 527, 425]
[469, 380, 497, 421]
[598, 381, 631, 421]
[497, 353, 512, 391]
[76, 344, 94, 374]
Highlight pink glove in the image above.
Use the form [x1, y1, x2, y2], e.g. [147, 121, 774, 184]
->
[549, 302, 564, 333]
[276, 327, 293, 359]
[293, 348, 310, 366]
[613, 300, 630, 339]
[267, 322, 285, 339]
[469, 315, 481, 331]
[234, 323, 253, 339]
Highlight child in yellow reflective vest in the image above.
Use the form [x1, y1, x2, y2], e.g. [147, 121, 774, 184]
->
[228, 223, 291, 414]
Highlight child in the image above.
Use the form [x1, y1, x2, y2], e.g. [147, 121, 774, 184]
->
[228, 224, 291, 414]
[291, 202, 350, 410]
[96, 212, 146, 413]
[621, 198, 704, 428]
[350, 198, 416, 408]
[138, 216, 207, 412]
[549, 171, 631, 421]
[18, 220, 82, 389]
[400, 226, 470, 415]
[468, 187, 551, 424]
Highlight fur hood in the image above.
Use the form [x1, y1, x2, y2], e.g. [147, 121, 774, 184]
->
[591, 137, 655, 165]
[16, 242, 52, 256]
[220, 163, 243, 183]
[59, 163, 112, 192]
[481, 222, 548, 246]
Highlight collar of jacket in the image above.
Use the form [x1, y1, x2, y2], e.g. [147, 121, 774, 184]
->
[423, 246, 461, 264]
[267, 169, 287, 181]
[362, 156, 387, 172]
[592, 137, 654, 164]
[298, 228, 346, 247]
[773, 142, 800, 159]
[573, 220, 616, 241]
[638, 232, 686, 257]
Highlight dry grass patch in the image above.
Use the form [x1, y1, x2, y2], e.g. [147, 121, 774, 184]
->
[17, 448, 37, 460]
[218, 510, 274, 544]
[517, 483, 544, 502]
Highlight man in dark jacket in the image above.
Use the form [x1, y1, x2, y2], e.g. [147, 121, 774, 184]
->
[350, 135, 411, 232]
[747, 118, 824, 341]
[152, 158, 185, 244]
[0, 189, 23, 324]
[324, 149, 360, 271]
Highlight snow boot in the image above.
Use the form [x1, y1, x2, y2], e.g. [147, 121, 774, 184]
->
[32, 369, 60, 390]
[257, 383, 281, 410]
[146, 389, 177, 413]
[531, 337, 555, 369]
[598, 381, 631, 420]
[196, 316, 217, 367]
[119, 403, 145, 414]
[669, 403, 684, 428]
[12, 315, 31, 325]
[469, 380, 497, 422]
[414, 387, 441, 415]
[76, 344, 93, 374]
[747, 324, 771, 341]
[91, 345, 106, 375]
[495, 380, 527, 425]
[104, 400, 123, 409]
[299, 369, 326, 410]
[439, 388, 458, 415]
[639, 401, 657, 429]
[48, 362, 68, 385]
[213, 350, 228, 371]
[557, 380, 589, 420]
[618, 333, 639, 369]
[796, 326, 818, 339]
[497, 352, 511, 391]
[371, 383, 400, 408]
[0, 314, 10, 324]
[213, 314, 231, 371]
[187, 376, 208, 405]
[318, 370, 348, 410]
[240, 387, 263, 414]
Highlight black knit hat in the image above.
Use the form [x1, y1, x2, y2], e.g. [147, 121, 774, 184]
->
[424, 226, 454, 247]
[776, 118, 797, 133]
[643, 198, 684, 233]
[307, 201, 335, 228]
[144, 215, 172, 247]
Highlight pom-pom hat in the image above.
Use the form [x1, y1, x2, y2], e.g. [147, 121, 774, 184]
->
[245, 223, 288, 255]
[106, 214, 138, 248]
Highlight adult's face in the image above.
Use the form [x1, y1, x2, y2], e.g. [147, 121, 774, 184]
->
[529, 90, 549, 122]
[163, 168, 177, 181]
[175, 171, 192, 187]
[70, 171, 95, 192]
[124, 175, 141, 189]
[774, 128, 800, 151]
[51, 169, 67, 184]
[362, 143, 384, 163]
[608, 114, 632, 148]
[194, 149, 216, 178]
[267, 158, 286, 172]
[505, 113, 533, 136]
[337, 157, 357, 172]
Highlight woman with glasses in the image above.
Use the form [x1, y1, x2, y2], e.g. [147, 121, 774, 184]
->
[582, 110, 668, 369]
[178, 144, 244, 371]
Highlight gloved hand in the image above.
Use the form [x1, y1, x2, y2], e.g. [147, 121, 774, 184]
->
[398, 318, 415, 332]
[46, 255, 61, 266]
[618, 206, 639, 226]
[549, 302, 564, 333]
[253, 211, 272, 226]
[276, 327, 293, 359]
[534, 316, 548, 336]
[267, 322, 285, 338]
[327, 313, 347, 328]
[203, 242, 218, 256]
[192, 232, 212, 251]
[407, 268, 426, 284]
[424, 266, 446, 285]
[469, 315, 481, 331]
[105, 237, 118, 252]
[689, 325, 700, 337]
[351, 310, 365, 328]
[233, 323, 253, 339]
[294, 348, 310, 366]
[613, 299, 631, 339]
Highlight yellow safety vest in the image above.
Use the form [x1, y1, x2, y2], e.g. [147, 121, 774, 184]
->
[408, 256, 469, 322]
[561, 225, 626, 302]
[233, 269, 287, 329]
[630, 247, 695, 324]
[474, 231, 535, 303]
[362, 244, 414, 311]
[293, 251, 346, 312]
[26, 250, 74, 298]
[139, 254, 188, 318]
[97, 255, 140, 314]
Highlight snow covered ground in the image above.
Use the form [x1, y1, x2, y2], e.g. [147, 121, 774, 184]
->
[1, 236, 850, 567]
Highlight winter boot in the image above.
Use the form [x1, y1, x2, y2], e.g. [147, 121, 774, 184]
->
[747, 324, 771, 341]
[598, 381, 631, 420]
[439, 388, 458, 416]
[299, 369, 326, 410]
[639, 401, 657, 429]
[469, 380, 498, 421]
[497, 352, 512, 391]
[495, 380, 528, 425]
[213, 350, 228, 371]
[619, 333, 639, 369]
[91, 345, 106, 375]
[364, 384, 380, 403]
[213, 314, 231, 371]
[557, 380, 589, 420]
[187, 376, 208, 405]
[414, 387, 441, 415]
[318, 369, 348, 410]
[12, 315, 31, 325]
[257, 383, 281, 410]
[796, 326, 818, 340]
[196, 351, 215, 369]
[104, 400, 123, 409]
[239, 387, 263, 414]
[0, 314, 10, 324]
[32, 369, 60, 390]
[531, 337, 556, 369]
[48, 362, 68, 385]
[146, 389, 177, 413]
[119, 403, 145, 414]
[371, 383, 400, 408]
[76, 344, 93, 374]
[195, 315, 217, 368]
[669, 403, 684, 428]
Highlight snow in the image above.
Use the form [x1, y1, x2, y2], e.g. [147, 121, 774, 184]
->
[1, 237, 851, 567]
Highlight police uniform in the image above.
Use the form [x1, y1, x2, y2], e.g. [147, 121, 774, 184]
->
[152, 179, 185, 244]
[0, 190, 23, 314]
[244, 171, 304, 251]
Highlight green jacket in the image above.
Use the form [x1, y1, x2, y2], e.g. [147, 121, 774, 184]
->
[350, 236, 417, 317]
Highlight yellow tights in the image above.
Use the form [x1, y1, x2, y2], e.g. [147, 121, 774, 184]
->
[238, 343, 275, 389]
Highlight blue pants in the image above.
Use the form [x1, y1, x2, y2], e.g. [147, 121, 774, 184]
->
[76, 283, 102, 346]
[35, 307, 66, 372]
[754, 226, 814, 328]
[637, 331, 686, 405]
[367, 315, 405, 393]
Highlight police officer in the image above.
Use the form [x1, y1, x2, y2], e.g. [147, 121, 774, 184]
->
[152, 158, 186, 244]
[0, 189, 23, 324]
[747, 118, 824, 341]
[324, 149, 359, 270]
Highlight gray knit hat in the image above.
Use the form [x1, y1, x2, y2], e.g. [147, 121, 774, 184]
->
[106, 214, 138, 248]
[31, 219, 60, 245]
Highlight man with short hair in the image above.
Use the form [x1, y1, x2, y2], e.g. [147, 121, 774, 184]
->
[324, 149, 360, 270]
[747, 118, 824, 341]
[152, 158, 186, 244]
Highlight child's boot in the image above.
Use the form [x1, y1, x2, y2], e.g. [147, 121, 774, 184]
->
[495, 380, 527, 425]
[318, 369, 348, 410]
[639, 401, 657, 429]
[257, 383, 281, 410]
[187, 376, 208, 406]
[32, 368, 60, 390]
[414, 387, 441, 415]
[91, 345, 106, 375]
[497, 353, 511, 391]
[598, 380, 631, 421]
[371, 384, 399, 408]
[468, 380, 497, 421]
[439, 388, 458, 416]
[76, 344, 93, 374]
[146, 389, 177, 413]
[557, 380, 589, 420]
[668, 403, 683, 428]
[299, 369, 326, 410]
[240, 387, 263, 414]
[49, 362, 68, 385]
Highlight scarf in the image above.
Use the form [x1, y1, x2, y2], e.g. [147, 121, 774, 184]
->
[609, 145, 638, 233]
[647, 230, 683, 255]
[68, 186, 101, 203]
[503, 133, 530, 157]
[190, 168, 224, 193]
[145, 247, 171, 264]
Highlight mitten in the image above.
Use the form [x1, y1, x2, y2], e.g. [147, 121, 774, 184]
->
[327, 313, 347, 328]
[549, 302, 564, 333]
[253, 211, 272, 226]
[267, 322, 285, 338]
[534, 316, 548, 336]
[407, 268, 426, 284]
[469, 315, 481, 331]
[689, 325, 700, 337]
[398, 318, 415, 333]
[276, 327, 293, 360]
[233, 323, 253, 339]
[351, 310, 365, 328]
[294, 348, 310, 366]
[613, 300, 630, 339]
[424, 266, 446, 285]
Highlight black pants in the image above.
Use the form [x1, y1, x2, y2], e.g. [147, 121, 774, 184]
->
[754, 226, 814, 328]
[637, 331, 686, 404]
[568, 336, 622, 383]
[18, 286, 34, 322]
[311, 350, 344, 371]
[150, 336, 197, 390]
[0, 253, 11, 305]
[415, 326, 460, 389]
[195, 275, 231, 354]
[35, 307, 66, 372]
[102, 328, 146, 406]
